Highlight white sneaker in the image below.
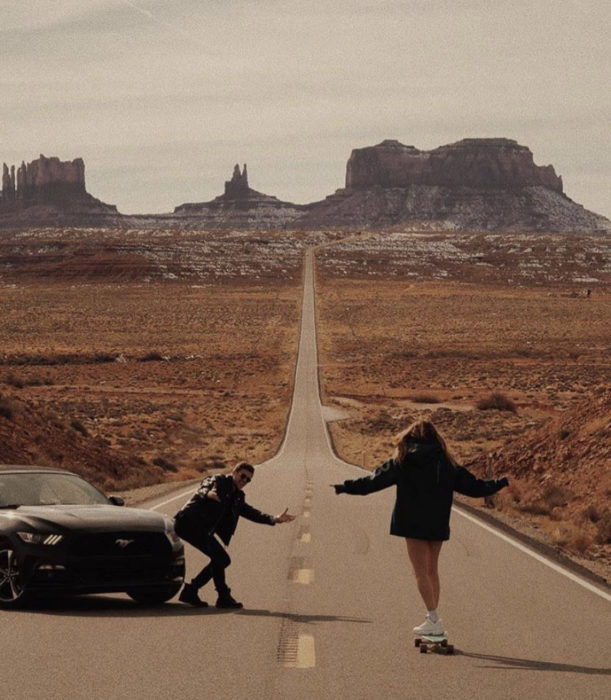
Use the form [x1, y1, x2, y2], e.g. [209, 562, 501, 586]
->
[413, 617, 445, 636]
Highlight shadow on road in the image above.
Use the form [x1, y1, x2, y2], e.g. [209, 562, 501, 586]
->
[237, 608, 372, 625]
[459, 650, 611, 676]
[20, 597, 371, 625]
[20, 595, 207, 618]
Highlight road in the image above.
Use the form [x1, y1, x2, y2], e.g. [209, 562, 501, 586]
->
[3, 250, 610, 699]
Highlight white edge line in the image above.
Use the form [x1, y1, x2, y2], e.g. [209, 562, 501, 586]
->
[453, 506, 611, 602]
[149, 488, 194, 511]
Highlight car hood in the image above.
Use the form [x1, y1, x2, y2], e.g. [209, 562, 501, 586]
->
[11, 504, 168, 532]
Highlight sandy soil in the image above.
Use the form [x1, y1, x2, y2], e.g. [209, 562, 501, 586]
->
[315, 231, 610, 580]
[0, 227, 608, 580]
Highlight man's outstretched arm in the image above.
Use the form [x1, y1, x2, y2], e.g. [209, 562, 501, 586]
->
[241, 502, 296, 525]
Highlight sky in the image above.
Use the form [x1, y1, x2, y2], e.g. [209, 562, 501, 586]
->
[1, 0, 609, 218]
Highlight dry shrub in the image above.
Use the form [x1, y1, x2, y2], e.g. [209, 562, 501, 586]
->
[5, 373, 24, 388]
[582, 505, 601, 523]
[505, 479, 525, 505]
[476, 392, 517, 413]
[595, 510, 611, 544]
[542, 485, 574, 508]
[70, 419, 89, 437]
[411, 394, 441, 404]
[139, 351, 165, 362]
[0, 397, 14, 420]
[551, 523, 594, 554]
[153, 456, 178, 472]
[518, 500, 551, 516]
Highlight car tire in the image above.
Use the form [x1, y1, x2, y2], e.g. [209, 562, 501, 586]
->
[126, 583, 181, 605]
[0, 545, 29, 608]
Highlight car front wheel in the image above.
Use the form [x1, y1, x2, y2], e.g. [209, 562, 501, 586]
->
[0, 546, 28, 608]
[126, 583, 181, 605]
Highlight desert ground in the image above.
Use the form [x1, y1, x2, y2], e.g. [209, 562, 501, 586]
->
[0, 227, 609, 576]
[315, 230, 610, 576]
[0, 229, 339, 489]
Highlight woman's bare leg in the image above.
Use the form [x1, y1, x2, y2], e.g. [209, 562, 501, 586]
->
[405, 538, 443, 612]
[427, 540, 443, 610]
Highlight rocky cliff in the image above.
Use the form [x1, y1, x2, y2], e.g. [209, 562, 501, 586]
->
[298, 138, 608, 232]
[0, 144, 608, 232]
[0, 154, 119, 226]
[171, 163, 306, 229]
[345, 138, 563, 191]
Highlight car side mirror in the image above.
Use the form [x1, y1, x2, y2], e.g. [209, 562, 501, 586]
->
[108, 495, 125, 506]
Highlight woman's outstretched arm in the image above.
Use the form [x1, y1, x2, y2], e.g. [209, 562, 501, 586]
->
[333, 459, 399, 495]
[454, 466, 509, 498]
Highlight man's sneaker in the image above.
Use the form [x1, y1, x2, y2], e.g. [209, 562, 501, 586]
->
[413, 617, 445, 636]
[216, 593, 243, 609]
[178, 583, 208, 608]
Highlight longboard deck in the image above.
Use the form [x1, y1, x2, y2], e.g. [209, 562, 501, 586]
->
[414, 634, 454, 654]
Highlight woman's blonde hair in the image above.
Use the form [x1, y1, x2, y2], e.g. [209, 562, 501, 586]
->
[394, 420, 458, 468]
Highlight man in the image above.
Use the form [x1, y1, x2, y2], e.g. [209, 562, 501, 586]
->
[174, 461, 295, 608]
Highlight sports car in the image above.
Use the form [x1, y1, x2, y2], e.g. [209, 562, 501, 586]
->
[0, 465, 184, 607]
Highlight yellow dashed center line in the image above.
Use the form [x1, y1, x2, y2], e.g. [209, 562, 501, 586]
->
[292, 634, 315, 668]
[290, 568, 314, 584]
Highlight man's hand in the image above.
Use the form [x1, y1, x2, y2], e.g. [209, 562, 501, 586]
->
[331, 484, 346, 494]
[207, 486, 221, 502]
[273, 508, 296, 524]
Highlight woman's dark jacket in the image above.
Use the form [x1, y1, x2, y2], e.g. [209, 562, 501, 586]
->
[338, 440, 508, 541]
[174, 474, 275, 545]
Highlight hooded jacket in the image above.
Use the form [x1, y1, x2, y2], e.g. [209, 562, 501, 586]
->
[175, 473, 275, 545]
[338, 440, 508, 540]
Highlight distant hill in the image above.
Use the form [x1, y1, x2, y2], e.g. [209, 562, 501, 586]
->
[0, 154, 121, 228]
[1, 142, 609, 231]
[298, 139, 610, 232]
[171, 162, 306, 229]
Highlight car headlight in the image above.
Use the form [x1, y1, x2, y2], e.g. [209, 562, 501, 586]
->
[17, 532, 64, 546]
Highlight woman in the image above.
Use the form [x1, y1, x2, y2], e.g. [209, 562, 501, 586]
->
[333, 420, 508, 635]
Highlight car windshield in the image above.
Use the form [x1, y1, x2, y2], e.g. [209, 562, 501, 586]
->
[0, 472, 109, 507]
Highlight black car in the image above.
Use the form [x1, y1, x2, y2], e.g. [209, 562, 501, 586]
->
[0, 465, 184, 607]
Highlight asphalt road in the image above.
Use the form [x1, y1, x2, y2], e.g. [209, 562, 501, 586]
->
[3, 250, 610, 699]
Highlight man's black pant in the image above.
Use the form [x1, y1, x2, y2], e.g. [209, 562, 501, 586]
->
[174, 517, 231, 596]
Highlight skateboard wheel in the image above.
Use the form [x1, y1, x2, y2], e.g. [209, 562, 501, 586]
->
[440, 639, 447, 647]
[420, 644, 428, 653]
[415, 638, 421, 647]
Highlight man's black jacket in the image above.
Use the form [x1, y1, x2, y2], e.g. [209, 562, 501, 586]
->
[175, 473, 275, 545]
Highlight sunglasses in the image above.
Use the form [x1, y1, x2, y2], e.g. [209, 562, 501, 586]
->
[238, 473, 252, 483]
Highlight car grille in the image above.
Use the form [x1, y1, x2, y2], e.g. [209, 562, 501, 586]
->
[68, 531, 171, 558]
[71, 561, 171, 584]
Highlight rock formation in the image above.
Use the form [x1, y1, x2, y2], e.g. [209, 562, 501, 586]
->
[298, 138, 609, 232]
[0, 143, 608, 232]
[345, 138, 563, 192]
[171, 163, 306, 229]
[0, 154, 119, 226]
[224, 163, 250, 198]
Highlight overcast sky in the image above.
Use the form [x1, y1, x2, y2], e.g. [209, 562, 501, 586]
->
[1, 1, 609, 218]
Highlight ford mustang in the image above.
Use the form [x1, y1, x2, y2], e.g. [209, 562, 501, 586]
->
[0, 465, 184, 607]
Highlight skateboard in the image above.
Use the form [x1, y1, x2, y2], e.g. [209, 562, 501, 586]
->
[414, 634, 454, 655]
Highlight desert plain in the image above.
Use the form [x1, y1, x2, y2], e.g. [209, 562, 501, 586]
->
[0, 227, 609, 578]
